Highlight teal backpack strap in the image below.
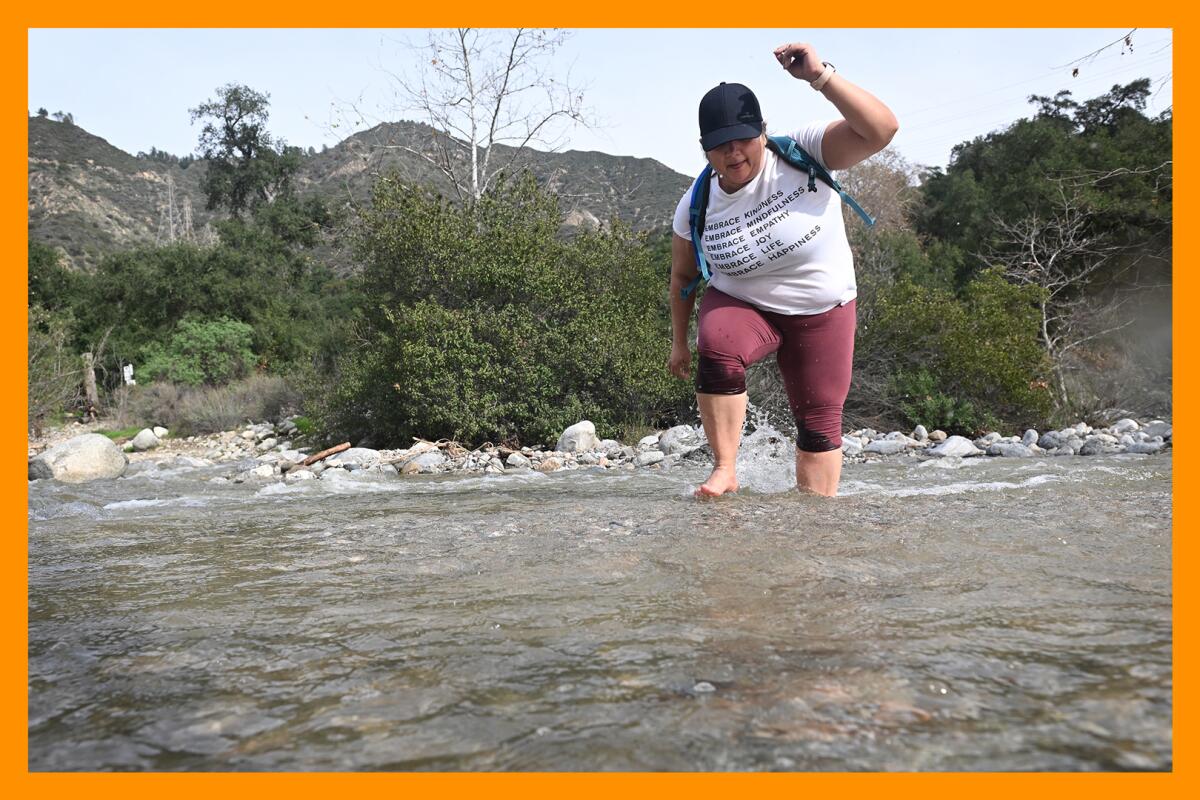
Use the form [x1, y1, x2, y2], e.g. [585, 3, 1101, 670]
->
[766, 135, 876, 227]
[682, 166, 713, 299]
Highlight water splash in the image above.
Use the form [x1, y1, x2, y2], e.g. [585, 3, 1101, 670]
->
[735, 401, 798, 494]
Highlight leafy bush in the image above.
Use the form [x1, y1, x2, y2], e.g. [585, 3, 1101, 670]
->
[890, 368, 996, 435]
[855, 268, 1053, 434]
[140, 316, 257, 386]
[312, 172, 691, 447]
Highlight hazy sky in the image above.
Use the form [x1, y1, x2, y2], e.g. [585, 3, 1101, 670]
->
[28, 28, 1172, 177]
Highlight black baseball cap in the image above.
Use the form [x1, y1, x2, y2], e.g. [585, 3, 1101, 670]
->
[698, 82, 764, 150]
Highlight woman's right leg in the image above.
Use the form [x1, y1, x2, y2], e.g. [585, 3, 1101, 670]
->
[695, 288, 781, 497]
[696, 391, 746, 496]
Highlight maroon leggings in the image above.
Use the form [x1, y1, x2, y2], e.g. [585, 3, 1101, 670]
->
[696, 288, 856, 453]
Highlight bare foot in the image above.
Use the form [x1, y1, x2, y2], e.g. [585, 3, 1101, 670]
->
[696, 465, 739, 497]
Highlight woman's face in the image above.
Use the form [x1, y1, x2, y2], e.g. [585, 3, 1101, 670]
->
[706, 135, 766, 191]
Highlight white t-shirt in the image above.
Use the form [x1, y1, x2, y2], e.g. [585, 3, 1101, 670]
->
[671, 120, 856, 316]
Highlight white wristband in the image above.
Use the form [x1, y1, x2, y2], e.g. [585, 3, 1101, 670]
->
[810, 62, 835, 91]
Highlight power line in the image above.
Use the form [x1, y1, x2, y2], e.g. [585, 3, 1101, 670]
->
[896, 36, 1172, 120]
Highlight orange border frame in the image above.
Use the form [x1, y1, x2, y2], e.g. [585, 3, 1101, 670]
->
[5, 6, 1187, 797]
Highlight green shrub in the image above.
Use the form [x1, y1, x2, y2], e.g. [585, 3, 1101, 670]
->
[312, 172, 691, 448]
[856, 268, 1053, 434]
[140, 316, 257, 386]
[891, 368, 997, 435]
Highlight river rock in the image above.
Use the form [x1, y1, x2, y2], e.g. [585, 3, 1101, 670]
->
[151, 426, 168, 439]
[1142, 421, 1172, 439]
[885, 431, 921, 446]
[256, 437, 278, 452]
[635, 450, 665, 466]
[987, 442, 1034, 457]
[556, 421, 598, 454]
[929, 429, 948, 443]
[598, 439, 623, 456]
[841, 436, 863, 456]
[28, 433, 128, 483]
[506, 452, 531, 468]
[928, 435, 982, 458]
[284, 469, 316, 483]
[1126, 441, 1165, 454]
[637, 434, 661, 452]
[1038, 431, 1064, 450]
[1111, 418, 1140, 434]
[1079, 438, 1119, 456]
[328, 447, 382, 468]
[659, 425, 706, 456]
[537, 457, 564, 473]
[864, 439, 906, 456]
[131, 428, 160, 451]
[912, 425, 928, 441]
[1022, 429, 1039, 447]
[400, 450, 446, 473]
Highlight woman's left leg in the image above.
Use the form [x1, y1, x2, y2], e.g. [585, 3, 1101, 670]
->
[772, 300, 857, 497]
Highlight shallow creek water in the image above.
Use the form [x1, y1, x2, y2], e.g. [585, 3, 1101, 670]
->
[28, 436, 1172, 771]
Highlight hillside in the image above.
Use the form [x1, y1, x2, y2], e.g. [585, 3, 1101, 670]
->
[28, 116, 692, 272]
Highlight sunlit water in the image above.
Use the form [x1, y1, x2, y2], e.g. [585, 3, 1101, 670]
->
[28, 429, 1172, 771]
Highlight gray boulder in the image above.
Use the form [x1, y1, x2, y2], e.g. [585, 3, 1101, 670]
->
[637, 434, 661, 452]
[152, 426, 169, 439]
[911, 425, 929, 441]
[928, 435, 982, 458]
[1142, 421, 1172, 439]
[131, 428, 160, 451]
[1038, 431, 1065, 450]
[864, 439, 906, 456]
[987, 443, 1034, 458]
[659, 425, 706, 456]
[841, 436, 863, 456]
[1111, 418, 1140, 434]
[928, 429, 948, 443]
[556, 421, 598, 454]
[635, 450, 665, 466]
[400, 450, 446, 473]
[1126, 441, 1165, 455]
[1022, 429, 1039, 447]
[328, 447, 382, 468]
[29, 434, 128, 483]
[1079, 438, 1119, 456]
[505, 452, 531, 468]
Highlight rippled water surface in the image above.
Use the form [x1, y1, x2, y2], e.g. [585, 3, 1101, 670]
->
[28, 444, 1172, 771]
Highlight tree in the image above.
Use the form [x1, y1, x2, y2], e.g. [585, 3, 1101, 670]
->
[986, 184, 1137, 411]
[190, 83, 300, 218]
[382, 28, 589, 202]
[36, 107, 48, 118]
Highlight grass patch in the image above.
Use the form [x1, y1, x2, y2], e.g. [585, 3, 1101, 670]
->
[98, 426, 142, 440]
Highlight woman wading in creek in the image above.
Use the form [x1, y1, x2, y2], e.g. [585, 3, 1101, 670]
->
[667, 41, 898, 497]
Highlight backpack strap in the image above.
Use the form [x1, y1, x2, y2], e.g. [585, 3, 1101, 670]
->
[682, 165, 713, 299]
[766, 135, 876, 227]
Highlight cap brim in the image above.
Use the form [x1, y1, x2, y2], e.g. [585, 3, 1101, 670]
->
[700, 123, 763, 151]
